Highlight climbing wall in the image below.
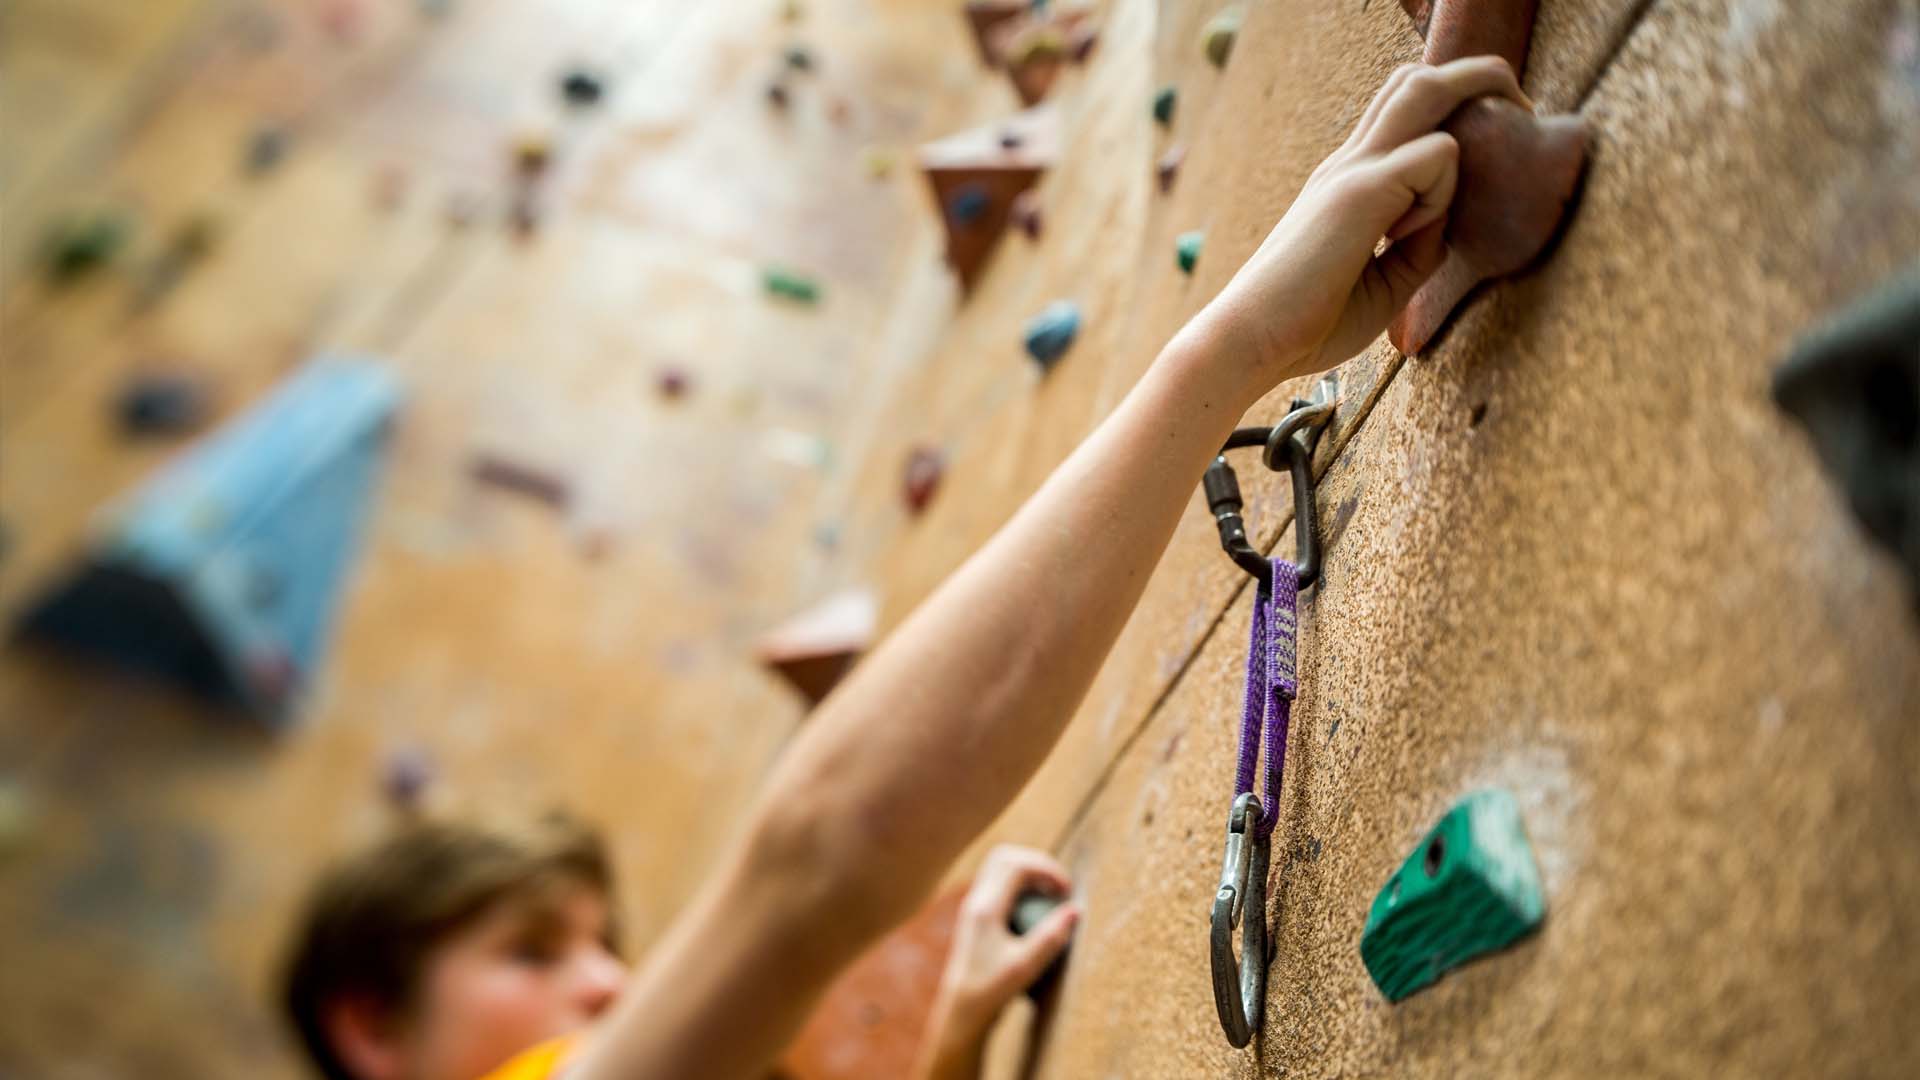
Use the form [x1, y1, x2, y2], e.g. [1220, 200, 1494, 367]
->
[820, 0, 1920, 1075]
[3, 0, 1917, 1077]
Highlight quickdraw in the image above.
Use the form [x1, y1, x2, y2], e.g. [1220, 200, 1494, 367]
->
[1201, 375, 1336, 1048]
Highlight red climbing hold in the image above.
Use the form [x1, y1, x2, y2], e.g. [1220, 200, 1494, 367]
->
[1387, 100, 1586, 355]
[1157, 144, 1185, 194]
[902, 445, 946, 515]
[1386, 0, 1586, 355]
[656, 366, 691, 400]
[1010, 189, 1043, 239]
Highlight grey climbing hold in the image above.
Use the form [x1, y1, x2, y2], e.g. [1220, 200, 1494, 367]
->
[1024, 300, 1080, 372]
[118, 373, 213, 436]
[1152, 84, 1177, 126]
[246, 125, 291, 175]
[561, 69, 605, 106]
[784, 45, 815, 71]
[1177, 230, 1204, 274]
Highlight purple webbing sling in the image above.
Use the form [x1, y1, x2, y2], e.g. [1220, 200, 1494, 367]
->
[1233, 558, 1298, 840]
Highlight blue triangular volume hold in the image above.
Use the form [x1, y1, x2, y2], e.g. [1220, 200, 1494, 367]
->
[17, 357, 402, 725]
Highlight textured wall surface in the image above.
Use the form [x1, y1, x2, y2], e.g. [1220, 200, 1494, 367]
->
[831, 0, 1920, 1076]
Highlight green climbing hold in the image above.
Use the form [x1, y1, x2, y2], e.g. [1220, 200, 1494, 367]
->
[1203, 7, 1243, 68]
[43, 212, 130, 281]
[1176, 230, 1203, 274]
[1360, 788, 1545, 1003]
[763, 266, 821, 304]
[1152, 84, 1176, 127]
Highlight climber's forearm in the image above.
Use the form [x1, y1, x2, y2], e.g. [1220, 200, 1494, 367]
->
[568, 317, 1276, 1080]
[759, 310, 1278, 930]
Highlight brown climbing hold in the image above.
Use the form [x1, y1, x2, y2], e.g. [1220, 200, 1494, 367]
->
[964, 1, 1028, 67]
[1010, 189, 1042, 239]
[756, 588, 878, 706]
[1157, 144, 1185, 194]
[511, 132, 552, 177]
[469, 452, 571, 509]
[920, 105, 1057, 291]
[902, 445, 945, 515]
[1067, 22, 1099, 63]
[1386, 0, 1586, 355]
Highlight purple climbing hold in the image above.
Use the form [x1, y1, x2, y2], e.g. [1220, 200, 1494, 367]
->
[381, 746, 434, 809]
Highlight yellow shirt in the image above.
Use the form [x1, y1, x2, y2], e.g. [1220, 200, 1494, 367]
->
[477, 1037, 574, 1080]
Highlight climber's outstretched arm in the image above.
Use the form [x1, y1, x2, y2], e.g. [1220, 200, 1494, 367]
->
[572, 55, 1528, 1080]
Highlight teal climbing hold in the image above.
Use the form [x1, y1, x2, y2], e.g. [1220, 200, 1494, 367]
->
[1152, 84, 1177, 126]
[1360, 789, 1545, 1002]
[1176, 230, 1204, 274]
[1023, 300, 1080, 371]
[763, 266, 821, 304]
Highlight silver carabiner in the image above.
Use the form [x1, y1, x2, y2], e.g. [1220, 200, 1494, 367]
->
[1210, 791, 1271, 1048]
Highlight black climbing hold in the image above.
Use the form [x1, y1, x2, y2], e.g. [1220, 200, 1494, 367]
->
[561, 69, 605, 106]
[1773, 264, 1920, 602]
[43, 212, 129, 282]
[766, 81, 792, 108]
[784, 44, 815, 71]
[1009, 889, 1072, 998]
[1152, 84, 1177, 126]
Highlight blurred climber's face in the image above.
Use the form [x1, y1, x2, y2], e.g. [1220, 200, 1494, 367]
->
[339, 884, 627, 1080]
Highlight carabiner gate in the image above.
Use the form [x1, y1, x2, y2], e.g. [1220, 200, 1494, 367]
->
[1210, 791, 1271, 1048]
[1201, 375, 1338, 591]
